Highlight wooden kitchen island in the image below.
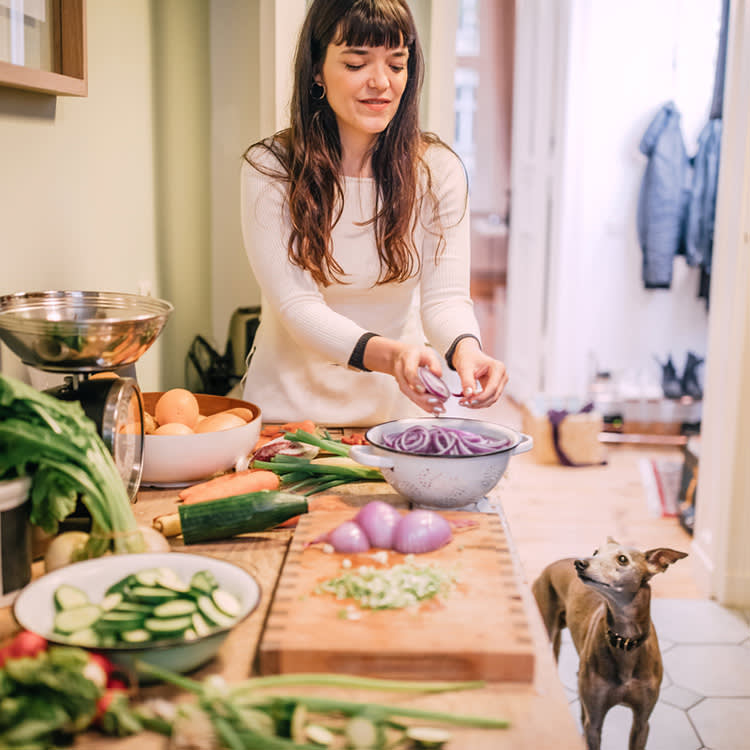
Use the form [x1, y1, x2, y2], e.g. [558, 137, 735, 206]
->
[1, 482, 584, 750]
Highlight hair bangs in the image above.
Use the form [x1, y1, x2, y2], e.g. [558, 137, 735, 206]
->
[332, 1, 415, 50]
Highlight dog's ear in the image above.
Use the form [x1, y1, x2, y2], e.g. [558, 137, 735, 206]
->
[644, 548, 688, 576]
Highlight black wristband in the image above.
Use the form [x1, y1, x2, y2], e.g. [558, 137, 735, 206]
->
[348, 332, 380, 372]
[445, 334, 481, 370]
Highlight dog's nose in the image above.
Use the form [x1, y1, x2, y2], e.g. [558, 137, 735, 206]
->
[574, 559, 588, 573]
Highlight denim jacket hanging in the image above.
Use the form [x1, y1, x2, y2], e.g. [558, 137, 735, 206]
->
[636, 102, 692, 288]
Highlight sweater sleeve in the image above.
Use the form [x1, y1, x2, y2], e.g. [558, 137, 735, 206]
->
[418, 146, 482, 360]
[240, 151, 371, 365]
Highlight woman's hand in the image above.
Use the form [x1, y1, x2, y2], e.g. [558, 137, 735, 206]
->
[451, 338, 509, 409]
[392, 346, 448, 416]
[362, 337, 447, 415]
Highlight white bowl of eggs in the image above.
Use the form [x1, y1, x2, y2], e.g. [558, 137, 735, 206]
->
[140, 390, 262, 486]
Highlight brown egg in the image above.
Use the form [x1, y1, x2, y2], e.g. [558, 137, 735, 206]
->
[154, 422, 195, 435]
[155, 389, 200, 428]
[224, 407, 254, 422]
[194, 412, 246, 433]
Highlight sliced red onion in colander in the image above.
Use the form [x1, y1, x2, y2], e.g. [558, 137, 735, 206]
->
[381, 424, 511, 456]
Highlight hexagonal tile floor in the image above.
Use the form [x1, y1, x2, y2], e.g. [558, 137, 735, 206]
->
[555, 599, 750, 749]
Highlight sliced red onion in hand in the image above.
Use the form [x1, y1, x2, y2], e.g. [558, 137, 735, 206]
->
[392, 510, 453, 554]
[418, 366, 457, 401]
[353, 501, 402, 549]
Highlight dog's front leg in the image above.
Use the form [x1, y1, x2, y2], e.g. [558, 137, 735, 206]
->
[579, 674, 610, 750]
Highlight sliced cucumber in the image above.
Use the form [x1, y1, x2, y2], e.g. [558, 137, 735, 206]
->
[190, 570, 218, 595]
[121, 628, 152, 644]
[306, 724, 335, 746]
[66, 628, 99, 647]
[211, 589, 240, 618]
[134, 568, 163, 587]
[345, 716, 384, 749]
[129, 585, 180, 604]
[155, 567, 190, 593]
[191, 612, 212, 637]
[100, 592, 123, 611]
[105, 574, 137, 596]
[54, 605, 102, 634]
[144, 615, 193, 636]
[152, 599, 197, 619]
[54, 584, 90, 611]
[111, 601, 153, 615]
[197, 595, 235, 628]
[96, 611, 146, 631]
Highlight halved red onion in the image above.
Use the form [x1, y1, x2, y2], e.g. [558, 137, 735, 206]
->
[392, 510, 453, 554]
[353, 501, 402, 549]
[325, 521, 371, 554]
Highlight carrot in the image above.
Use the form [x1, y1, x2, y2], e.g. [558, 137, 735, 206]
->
[274, 493, 353, 528]
[260, 420, 318, 439]
[178, 469, 280, 504]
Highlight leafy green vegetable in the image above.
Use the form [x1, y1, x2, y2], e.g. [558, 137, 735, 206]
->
[0, 374, 144, 558]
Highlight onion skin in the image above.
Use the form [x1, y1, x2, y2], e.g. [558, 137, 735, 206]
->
[392, 510, 453, 554]
[353, 501, 402, 549]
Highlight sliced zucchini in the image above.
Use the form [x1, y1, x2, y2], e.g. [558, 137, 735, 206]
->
[144, 615, 193, 636]
[183, 628, 198, 641]
[345, 716, 384, 749]
[121, 628, 152, 644]
[54, 605, 102, 634]
[54, 584, 90, 611]
[211, 588, 240, 618]
[152, 599, 198, 619]
[105, 574, 137, 596]
[197, 595, 235, 628]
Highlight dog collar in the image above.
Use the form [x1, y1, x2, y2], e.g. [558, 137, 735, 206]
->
[607, 629, 646, 651]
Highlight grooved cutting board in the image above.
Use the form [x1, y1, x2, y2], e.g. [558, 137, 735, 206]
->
[257, 510, 535, 682]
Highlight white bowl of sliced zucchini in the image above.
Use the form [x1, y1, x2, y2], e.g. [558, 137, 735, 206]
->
[12, 552, 260, 677]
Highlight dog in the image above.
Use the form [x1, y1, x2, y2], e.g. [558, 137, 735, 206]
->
[532, 538, 687, 750]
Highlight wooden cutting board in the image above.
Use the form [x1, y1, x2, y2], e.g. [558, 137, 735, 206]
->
[257, 510, 535, 682]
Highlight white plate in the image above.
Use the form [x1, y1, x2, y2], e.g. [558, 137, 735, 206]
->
[13, 552, 261, 678]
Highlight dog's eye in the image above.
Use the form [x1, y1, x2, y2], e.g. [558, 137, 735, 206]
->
[617, 554, 628, 565]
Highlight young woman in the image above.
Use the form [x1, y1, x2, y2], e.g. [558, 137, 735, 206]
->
[240, 0, 508, 426]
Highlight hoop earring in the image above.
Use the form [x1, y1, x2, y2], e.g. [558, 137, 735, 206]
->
[310, 81, 326, 100]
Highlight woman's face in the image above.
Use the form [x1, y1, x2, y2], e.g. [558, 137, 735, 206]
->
[317, 41, 409, 151]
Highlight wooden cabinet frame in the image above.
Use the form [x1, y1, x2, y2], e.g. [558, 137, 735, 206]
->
[0, 0, 86, 96]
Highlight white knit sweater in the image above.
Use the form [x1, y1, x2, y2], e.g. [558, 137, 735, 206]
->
[239, 142, 481, 426]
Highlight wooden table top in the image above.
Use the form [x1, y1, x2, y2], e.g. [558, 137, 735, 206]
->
[1, 480, 584, 750]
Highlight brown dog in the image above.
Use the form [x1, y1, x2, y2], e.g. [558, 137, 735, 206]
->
[532, 538, 687, 750]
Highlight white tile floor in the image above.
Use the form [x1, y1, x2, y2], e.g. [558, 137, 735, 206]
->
[556, 599, 750, 749]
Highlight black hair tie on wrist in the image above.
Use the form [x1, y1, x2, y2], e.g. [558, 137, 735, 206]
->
[348, 332, 380, 372]
[445, 334, 481, 371]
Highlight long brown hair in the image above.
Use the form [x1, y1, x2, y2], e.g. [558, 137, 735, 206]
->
[244, 0, 458, 286]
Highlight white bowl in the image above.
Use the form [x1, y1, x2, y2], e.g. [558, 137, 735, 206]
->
[350, 417, 533, 509]
[13, 552, 260, 679]
[141, 393, 262, 486]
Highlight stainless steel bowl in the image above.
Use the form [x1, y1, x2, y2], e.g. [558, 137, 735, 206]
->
[0, 291, 173, 372]
[349, 417, 533, 509]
